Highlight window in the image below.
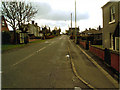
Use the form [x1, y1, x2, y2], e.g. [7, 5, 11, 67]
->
[110, 33, 113, 49]
[110, 6, 115, 22]
[2, 20, 5, 26]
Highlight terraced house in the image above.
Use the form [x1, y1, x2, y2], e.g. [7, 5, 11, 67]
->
[102, 1, 120, 52]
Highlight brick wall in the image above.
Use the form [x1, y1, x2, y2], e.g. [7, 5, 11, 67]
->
[79, 40, 86, 49]
[89, 46, 105, 61]
[110, 51, 119, 72]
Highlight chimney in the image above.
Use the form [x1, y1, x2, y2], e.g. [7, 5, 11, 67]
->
[98, 25, 101, 30]
[35, 23, 38, 26]
[32, 21, 34, 25]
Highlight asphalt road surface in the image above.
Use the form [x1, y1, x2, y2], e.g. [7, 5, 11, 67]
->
[2, 35, 117, 89]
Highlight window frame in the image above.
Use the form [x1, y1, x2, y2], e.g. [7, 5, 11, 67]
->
[109, 6, 115, 24]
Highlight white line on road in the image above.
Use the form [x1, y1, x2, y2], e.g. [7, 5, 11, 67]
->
[11, 47, 46, 67]
[38, 47, 46, 52]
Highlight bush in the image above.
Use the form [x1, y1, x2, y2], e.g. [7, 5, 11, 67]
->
[2, 31, 11, 44]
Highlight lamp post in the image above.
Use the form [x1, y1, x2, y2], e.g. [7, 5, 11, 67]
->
[71, 13, 72, 36]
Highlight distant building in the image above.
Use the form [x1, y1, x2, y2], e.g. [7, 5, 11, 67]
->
[102, 1, 119, 51]
[27, 21, 41, 38]
[0, 16, 9, 32]
[52, 27, 61, 36]
[69, 27, 79, 36]
[80, 28, 102, 45]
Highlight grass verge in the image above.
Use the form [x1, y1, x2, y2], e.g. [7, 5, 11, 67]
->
[29, 39, 45, 43]
[2, 44, 26, 51]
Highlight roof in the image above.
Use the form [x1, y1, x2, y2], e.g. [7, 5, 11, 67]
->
[101, 1, 120, 8]
[69, 27, 79, 30]
[101, 2, 111, 8]
[1, 15, 9, 32]
[82, 29, 102, 34]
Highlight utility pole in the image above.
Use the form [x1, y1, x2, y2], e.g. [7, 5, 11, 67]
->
[71, 13, 72, 36]
[75, 0, 77, 43]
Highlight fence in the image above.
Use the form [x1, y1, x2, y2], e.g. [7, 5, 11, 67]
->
[89, 45, 119, 72]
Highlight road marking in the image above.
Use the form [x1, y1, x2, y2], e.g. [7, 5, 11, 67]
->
[44, 41, 49, 43]
[38, 47, 46, 52]
[11, 47, 46, 67]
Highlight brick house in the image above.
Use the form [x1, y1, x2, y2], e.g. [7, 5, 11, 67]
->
[102, 1, 120, 51]
[1, 15, 9, 32]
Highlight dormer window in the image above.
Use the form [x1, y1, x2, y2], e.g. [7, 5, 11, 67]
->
[109, 6, 115, 23]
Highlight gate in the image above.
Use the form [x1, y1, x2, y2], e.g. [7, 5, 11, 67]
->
[104, 48, 111, 65]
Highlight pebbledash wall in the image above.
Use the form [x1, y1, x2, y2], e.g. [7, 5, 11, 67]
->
[79, 40, 119, 72]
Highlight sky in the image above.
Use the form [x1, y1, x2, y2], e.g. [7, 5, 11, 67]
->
[29, 0, 110, 33]
[3, 0, 116, 33]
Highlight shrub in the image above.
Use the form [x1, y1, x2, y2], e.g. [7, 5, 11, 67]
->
[2, 31, 11, 44]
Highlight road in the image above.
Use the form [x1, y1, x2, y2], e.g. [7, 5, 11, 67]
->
[2, 35, 117, 89]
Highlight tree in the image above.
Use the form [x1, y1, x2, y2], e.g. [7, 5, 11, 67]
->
[2, 1, 38, 44]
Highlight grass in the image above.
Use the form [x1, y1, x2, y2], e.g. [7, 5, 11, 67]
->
[2, 40, 45, 52]
[2, 44, 26, 51]
[91, 45, 104, 49]
[29, 39, 45, 43]
[1, 36, 59, 52]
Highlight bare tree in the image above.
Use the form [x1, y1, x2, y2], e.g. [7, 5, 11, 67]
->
[2, 1, 38, 44]
[16, 2, 38, 30]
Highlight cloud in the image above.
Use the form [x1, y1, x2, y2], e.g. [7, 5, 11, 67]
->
[33, 2, 89, 21]
[32, 2, 52, 16]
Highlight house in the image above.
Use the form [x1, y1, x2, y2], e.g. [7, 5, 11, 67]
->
[42, 26, 52, 39]
[27, 21, 41, 39]
[80, 28, 102, 45]
[1, 15, 9, 32]
[69, 27, 79, 36]
[52, 27, 61, 36]
[102, 1, 120, 51]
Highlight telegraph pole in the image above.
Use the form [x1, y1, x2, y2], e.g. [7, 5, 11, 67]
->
[75, 0, 77, 43]
[71, 13, 72, 36]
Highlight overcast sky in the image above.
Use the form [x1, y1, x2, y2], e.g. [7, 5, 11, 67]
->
[29, 0, 111, 33]
[6, 0, 115, 32]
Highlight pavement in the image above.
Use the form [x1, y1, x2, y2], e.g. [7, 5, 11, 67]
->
[68, 38, 119, 89]
[1, 35, 119, 89]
